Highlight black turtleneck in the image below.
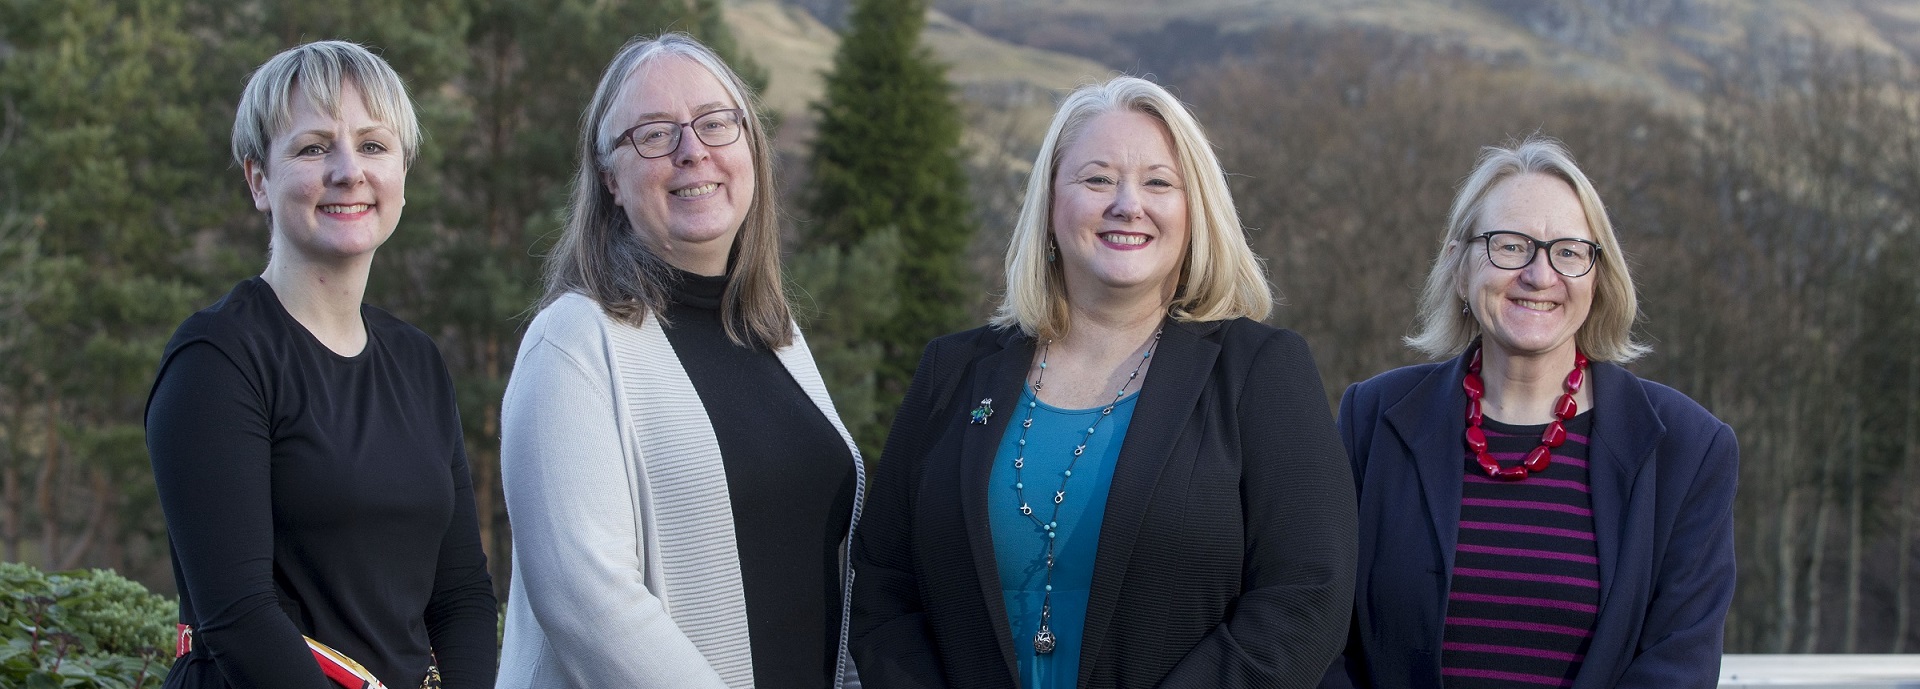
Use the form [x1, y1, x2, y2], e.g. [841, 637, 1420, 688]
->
[659, 269, 857, 689]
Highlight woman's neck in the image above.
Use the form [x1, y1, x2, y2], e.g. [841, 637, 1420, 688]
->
[1032, 295, 1167, 408]
[262, 256, 372, 357]
[1478, 344, 1593, 425]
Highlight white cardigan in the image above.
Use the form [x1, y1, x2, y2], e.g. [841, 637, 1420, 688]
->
[496, 293, 864, 688]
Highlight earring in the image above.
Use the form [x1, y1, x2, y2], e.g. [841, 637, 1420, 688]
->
[1047, 239, 1057, 263]
[1461, 301, 1470, 315]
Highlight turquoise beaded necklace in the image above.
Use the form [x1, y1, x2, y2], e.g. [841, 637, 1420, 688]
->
[1010, 329, 1162, 654]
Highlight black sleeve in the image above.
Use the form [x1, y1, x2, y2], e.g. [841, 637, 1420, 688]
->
[849, 337, 958, 688]
[422, 430, 499, 689]
[1157, 329, 1358, 688]
[147, 342, 334, 689]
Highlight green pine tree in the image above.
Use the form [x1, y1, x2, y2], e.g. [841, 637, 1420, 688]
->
[0, 0, 241, 576]
[802, 0, 974, 457]
[788, 228, 903, 461]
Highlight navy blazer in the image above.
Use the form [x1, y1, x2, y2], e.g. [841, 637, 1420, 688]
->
[853, 317, 1357, 688]
[1319, 352, 1737, 689]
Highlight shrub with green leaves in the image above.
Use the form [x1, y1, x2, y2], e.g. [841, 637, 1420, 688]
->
[0, 562, 175, 688]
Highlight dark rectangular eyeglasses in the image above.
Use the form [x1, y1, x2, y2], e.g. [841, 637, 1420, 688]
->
[1473, 231, 1601, 278]
[614, 108, 746, 160]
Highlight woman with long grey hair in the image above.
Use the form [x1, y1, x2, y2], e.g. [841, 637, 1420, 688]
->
[496, 32, 864, 688]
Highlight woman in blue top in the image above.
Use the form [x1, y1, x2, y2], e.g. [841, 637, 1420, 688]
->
[851, 76, 1356, 688]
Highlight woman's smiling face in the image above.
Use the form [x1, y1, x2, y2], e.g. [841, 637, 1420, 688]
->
[247, 79, 407, 265]
[1462, 172, 1597, 363]
[600, 55, 754, 276]
[1049, 110, 1190, 303]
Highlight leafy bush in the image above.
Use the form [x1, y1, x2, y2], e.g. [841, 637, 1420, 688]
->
[0, 562, 174, 688]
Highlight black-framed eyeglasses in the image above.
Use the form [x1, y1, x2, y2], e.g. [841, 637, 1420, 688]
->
[1473, 231, 1601, 278]
[614, 108, 746, 159]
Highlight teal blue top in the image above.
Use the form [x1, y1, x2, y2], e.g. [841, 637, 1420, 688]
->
[987, 387, 1139, 689]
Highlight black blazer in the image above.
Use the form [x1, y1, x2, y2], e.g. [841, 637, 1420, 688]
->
[851, 317, 1356, 688]
[1319, 353, 1738, 689]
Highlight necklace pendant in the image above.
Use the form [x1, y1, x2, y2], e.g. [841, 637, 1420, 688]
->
[1034, 625, 1056, 654]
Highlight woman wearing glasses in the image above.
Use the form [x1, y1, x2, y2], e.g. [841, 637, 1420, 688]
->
[496, 33, 862, 688]
[1320, 137, 1736, 689]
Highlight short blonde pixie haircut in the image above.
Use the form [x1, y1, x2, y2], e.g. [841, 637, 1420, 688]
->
[1406, 137, 1648, 363]
[992, 77, 1271, 341]
[232, 40, 422, 170]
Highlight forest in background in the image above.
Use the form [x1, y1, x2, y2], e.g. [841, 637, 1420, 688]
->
[4, 0, 1919, 658]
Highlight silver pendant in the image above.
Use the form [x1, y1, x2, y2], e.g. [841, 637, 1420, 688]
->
[1034, 625, 1056, 654]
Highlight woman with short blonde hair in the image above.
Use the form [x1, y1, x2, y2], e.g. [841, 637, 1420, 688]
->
[148, 40, 497, 689]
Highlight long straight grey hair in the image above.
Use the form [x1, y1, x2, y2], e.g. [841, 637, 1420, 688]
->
[540, 32, 790, 348]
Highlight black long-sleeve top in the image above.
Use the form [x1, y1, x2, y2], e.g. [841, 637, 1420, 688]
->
[145, 277, 497, 689]
[660, 269, 858, 689]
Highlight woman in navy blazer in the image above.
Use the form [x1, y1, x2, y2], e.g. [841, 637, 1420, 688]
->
[853, 77, 1356, 688]
[1321, 138, 1736, 689]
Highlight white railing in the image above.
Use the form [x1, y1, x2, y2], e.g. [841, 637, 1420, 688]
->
[1722, 655, 1920, 688]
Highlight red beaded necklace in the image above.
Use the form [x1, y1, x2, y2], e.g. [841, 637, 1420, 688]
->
[1463, 344, 1589, 481]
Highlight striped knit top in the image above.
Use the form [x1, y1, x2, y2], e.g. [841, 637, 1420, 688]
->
[1442, 410, 1598, 688]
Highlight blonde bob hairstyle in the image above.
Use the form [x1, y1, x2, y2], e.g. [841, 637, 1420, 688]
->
[232, 40, 422, 170]
[540, 32, 790, 349]
[990, 76, 1271, 341]
[1405, 136, 1648, 363]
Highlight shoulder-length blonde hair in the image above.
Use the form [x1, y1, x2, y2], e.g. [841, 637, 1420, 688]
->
[540, 32, 790, 348]
[990, 76, 1271, 341]
[1406, 136, 1648, 363]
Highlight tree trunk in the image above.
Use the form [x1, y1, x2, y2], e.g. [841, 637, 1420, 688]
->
[1844, 408, 1863, 653]
[56, 467, 110, 570]
[1802, 449, 1837, 653]
[1896, 463, 1913, 653]
[1772, 386, 1805, 653]
[478, 333, 504, 593]
[1775, 487, 1801, 653]
[36, 392, 60, 568]
[1897, 355, 1919, 652]
[479, 30, 513, 597]
[2, 462, 19, 562]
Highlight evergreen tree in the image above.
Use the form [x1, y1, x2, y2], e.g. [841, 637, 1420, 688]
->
[787, 229, 903, 460]
[802, 0, 974, 456]
[0, 0, 239, 578]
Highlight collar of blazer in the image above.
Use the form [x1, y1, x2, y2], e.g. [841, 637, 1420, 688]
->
[955, 315, 1227, 680]
[1379, 349, 1668, 625]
